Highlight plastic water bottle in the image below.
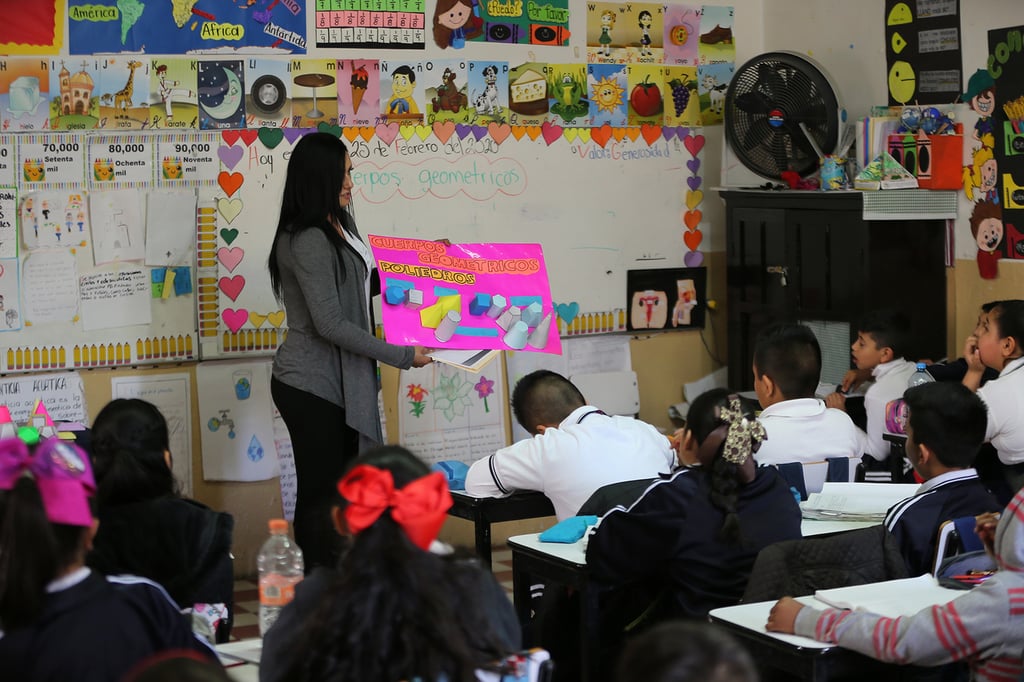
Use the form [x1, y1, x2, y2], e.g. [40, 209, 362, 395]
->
[257, 519, 303, 637]
[907, 362, 936, 388]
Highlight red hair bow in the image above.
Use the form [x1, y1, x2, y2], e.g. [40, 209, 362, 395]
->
[337, 465, 452, 550]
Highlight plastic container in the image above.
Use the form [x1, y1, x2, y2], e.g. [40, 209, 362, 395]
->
[257, 519, 303, 637]
[907, 362, 936, 388]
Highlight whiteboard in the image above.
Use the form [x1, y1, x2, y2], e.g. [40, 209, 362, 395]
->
[202, 128, 696, 358]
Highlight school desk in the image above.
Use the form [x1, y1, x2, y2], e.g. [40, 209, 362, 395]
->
[449, 490, 555, 568]
[217, 639, 260, 681]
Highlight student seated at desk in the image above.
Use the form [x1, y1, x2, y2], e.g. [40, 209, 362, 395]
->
[587, 389, 802, 629]
[261, 445, 519, 682]
[824, 310, 917, 465]
[963, 299, 1024, 496]
[882, 382, 1000, 575]
[464, 370, 675, 521]
[86, 399, 235, 643]
[614, 621, 757, 682]
[0, 436, 217, 681]
[767, 489, 1024, 682]
[750, 323, 866, 466]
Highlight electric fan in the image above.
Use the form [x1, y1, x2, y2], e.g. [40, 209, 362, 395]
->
[722, 51, 843, 184]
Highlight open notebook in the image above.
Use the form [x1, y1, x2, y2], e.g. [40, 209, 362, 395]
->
[801, 482, 920, 521]
[815, 575, 964, 618]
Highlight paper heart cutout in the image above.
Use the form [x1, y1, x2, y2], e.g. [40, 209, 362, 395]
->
[248, 311, 267, 328]
[455, 123, 473, 139]
[683, 210, 702, 230]
[541, 121, 563, 145]
[624, 128, 641, 142]
[239, 130, 259, 146]
[217, 197, 243, 224]
[577, 128, 592, 143]
[342, 127, 360, 142]
[258, 128, 284, 149]
[267, 310, 286, 328]
[591, 123, 613, 148]
[219, 275, 246, 301]
[488, 122, 511, 144]
[221, 131, 242, 146]
[687, 158, 701, 173]
[358, 126, 375, 142]
[222, 308, 249, 333]
[218, 171, 244, 198]
[685, 190, 704, 210]
[684, 250, 704, 267]
[663, 126, 678, 141]
[282, 129, 308, 143]
[375, 123, 399, 146]
[612, 128, 627, 142]
[683, 134, 705, 156]
[524, 126, 542, 141]
[217, 246, 245, 272]
[641, 124, 662, 145]
[317, 122, 342, 138]
[218, 145, 244, 170]
[687, 175, 702, 191]
[399, 125, 416, 141]
[220, 228, 239, 245]
[510, 125, 528, 140]
[471, 125, 488, 141]
[415, 124, 432, 141]
[563, 128, 579, 143]
[434, 120, 456, 144]
[683, 229, 703, 251]
[555, 302, 580, 324]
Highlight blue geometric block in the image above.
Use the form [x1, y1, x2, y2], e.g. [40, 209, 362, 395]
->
[384, 285, 407, 305]
[469, 292, 492, 316]
[521, 301, 543, 327]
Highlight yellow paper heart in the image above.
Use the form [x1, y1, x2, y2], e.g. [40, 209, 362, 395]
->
[399, 125, 416, 140]
[685, 190, 704, 210]
[267, 310, 286, 328]
[524, 126, 542, 141]
[577, 128, 592, 143]
[624, 128, 641, 141]
[415, 125, 432, 141]
[217, 197, 243, 224]
[342, 127, 360, 142]
[249, 312, 267, 328]
[563, 128, 579, 143]
[358, 126, 375, 142]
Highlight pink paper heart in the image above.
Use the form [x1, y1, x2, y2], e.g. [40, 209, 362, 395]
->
[217, 246, 244, 273]
[375, 123, 399, 146]
[219, 275, 246, 301]
[683, 134, 705, 156]
[488, 122, 511, 144]
[222, 308, 249, 333]
[541, 121, 564, 146]
[433, 120, 456, 144]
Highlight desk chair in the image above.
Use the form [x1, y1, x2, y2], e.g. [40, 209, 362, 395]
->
[932, 516, 985, 575]
[569, 371, 640, 417]
[763, 457, 858, 501]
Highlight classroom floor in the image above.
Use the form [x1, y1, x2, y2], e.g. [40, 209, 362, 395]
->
[230, 545, 516, 641]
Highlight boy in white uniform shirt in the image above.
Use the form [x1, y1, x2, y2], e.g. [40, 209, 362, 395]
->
[825, 310, 917, 464]
[751, 323, 866, 466]
[465, 370, 675, 521]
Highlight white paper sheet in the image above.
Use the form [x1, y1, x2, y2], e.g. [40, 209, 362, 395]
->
[22, 250, 79, 324]
[0, 372, 87, 422]
[111, 373, 194, 497]
[815, 575, 962, 618]
[196, 359, 279, 482]
[272, 405, 296, 522]
[145, 190, 197, 266]
[79, 268, 151, 331]
[0, 258, 22, 331]
[0, 188, 17, 258]
[90, 189, 145, 264]
[20, 190, 90, 251]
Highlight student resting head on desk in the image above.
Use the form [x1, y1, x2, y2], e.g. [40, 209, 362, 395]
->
[0, 435, 217, 680]
[463, 370, 676, 521]
[962, 299, 1024, 495]
[750, 323, 866, 466]
[767, 489, 1024, 682]
[882, 382, 1000, 576]
[586, 388, 802, 634]
[260, 445, 520, 682]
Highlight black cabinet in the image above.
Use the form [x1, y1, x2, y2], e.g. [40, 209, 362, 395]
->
[721, 190, 947, 391]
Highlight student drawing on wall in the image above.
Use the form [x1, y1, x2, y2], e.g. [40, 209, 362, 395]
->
[599, 11, 616, 57]
[432, 0, 483, 50]
[638, 10, 653, 57]
[387, 66, 419, 116]
[155, 64, 194, 123]
[964, 144, 998, 204]
[971, 199, 1004, 280]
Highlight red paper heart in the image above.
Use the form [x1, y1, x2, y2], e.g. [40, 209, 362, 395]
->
[218, 171, 244, 198]
[683, 229, 703, 251]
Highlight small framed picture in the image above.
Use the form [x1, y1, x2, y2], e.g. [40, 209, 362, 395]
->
[626, 267, 706, 331]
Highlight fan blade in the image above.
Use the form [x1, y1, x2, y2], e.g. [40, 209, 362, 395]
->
[735, 91, 773, 115]
[758, 63, 787, 101]
[741, 119, 774, 151]
[783, 119, 820, 159]
[770, 129, 792, 174]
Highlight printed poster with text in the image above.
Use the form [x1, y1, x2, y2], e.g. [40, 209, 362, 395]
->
[368, 237, 561, 355]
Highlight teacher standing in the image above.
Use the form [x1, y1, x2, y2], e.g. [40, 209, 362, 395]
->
[268, 132, 432, 570]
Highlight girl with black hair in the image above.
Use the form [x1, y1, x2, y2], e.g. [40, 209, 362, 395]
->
[267, 132, 433, 571]
[0, 435, 215, 680]
[586, 388, 801, 629]
[259, 445, 520, 682]
[86, 398, 235, 642]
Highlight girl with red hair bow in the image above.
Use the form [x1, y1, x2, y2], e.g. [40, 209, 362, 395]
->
[260, 445, 520, 682]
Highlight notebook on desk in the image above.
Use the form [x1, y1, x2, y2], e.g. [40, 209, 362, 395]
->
[814, 574, 963, 618]
[801, 482, 919, 521]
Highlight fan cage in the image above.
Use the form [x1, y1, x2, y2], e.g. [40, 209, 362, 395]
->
[724, 52, 841, 180]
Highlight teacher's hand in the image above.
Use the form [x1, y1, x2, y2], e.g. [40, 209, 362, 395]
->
[412, 346, 434, 368]
[434, 239, 452, 247]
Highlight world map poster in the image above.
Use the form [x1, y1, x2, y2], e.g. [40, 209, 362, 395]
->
[67, 0, 307, 55]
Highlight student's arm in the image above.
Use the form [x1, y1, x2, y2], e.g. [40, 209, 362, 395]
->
[962, 334, 986, 392]
[464, 439, 544, 498]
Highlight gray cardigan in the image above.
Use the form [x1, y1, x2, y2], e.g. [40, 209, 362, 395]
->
[271, 226, 414, 449]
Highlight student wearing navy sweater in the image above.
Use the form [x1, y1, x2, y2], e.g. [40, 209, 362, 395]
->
[883, 382, 1000, 575]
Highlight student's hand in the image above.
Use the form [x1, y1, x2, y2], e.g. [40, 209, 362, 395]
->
[824, 392, 847, 411]
[434, 239, 452, 247]
[766, 597, 804, 634]
[975, 512, 1001, 556]
[840, 367, 872, 393]
[412, 346, 434, 367]
[962, 335, 986, 391]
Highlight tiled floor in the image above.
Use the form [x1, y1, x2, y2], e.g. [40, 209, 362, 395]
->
[230, 545, 515, 641]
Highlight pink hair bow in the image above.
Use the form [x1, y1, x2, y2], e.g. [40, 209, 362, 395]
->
[0, 437, 95, 527]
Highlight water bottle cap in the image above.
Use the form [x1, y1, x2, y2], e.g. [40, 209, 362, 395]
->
[268, 518, 288, 533]
[916, 362, 928, 370]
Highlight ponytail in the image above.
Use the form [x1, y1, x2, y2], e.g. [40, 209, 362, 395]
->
[708, 456, 744, 545]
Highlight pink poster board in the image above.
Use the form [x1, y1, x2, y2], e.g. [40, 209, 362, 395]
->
[368, 236, 561, 355]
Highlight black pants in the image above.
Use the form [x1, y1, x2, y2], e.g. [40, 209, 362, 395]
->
[271, 376, 359, 572]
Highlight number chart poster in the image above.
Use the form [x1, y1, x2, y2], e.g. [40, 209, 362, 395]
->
[369, 238, 561, 355]
[67, 0, 307, 55]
